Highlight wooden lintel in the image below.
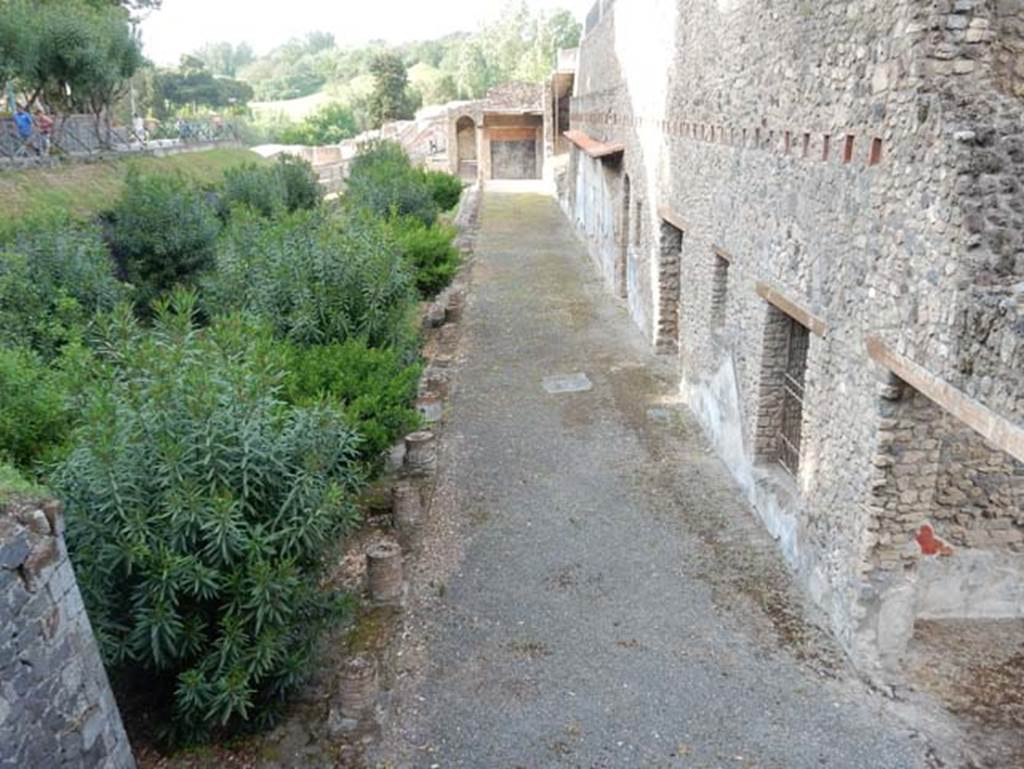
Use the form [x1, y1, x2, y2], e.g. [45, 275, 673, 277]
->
[755, 282, 828, 337]
[713, 245, 733, 263]
[866, 336, 1024, 464]
[657, 205, 687, 233]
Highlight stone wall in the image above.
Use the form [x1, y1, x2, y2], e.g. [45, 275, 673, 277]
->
[871, 380, 1024, 565]
[562, 0, 1024, 673]
[1, 498, 134, 769]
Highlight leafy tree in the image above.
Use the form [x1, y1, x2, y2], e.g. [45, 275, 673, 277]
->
[0, 0, 142, 142]
[368, 52, 419, 128]
[454, 40, 496, 99]
[192, 41, 255, 78]
[278, 102, 358, 145]
[156, 62, 254, 112]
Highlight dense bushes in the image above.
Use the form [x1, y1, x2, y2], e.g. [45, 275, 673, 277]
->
[221, 155, 322, 218]
[1, 143, 465, 743]
[345, 141, 440, 225]
[52, 296, 363, 740]
[344, 142, 463, 298]
[276, 339, 422, 461]
[0, 216, 128, 357]
[109, 169, 221, 308]
[420, 169, 464, 212]
[204, 208, 418, 351]
[389, 216, 460, 298]
[0, 346, 72, 470]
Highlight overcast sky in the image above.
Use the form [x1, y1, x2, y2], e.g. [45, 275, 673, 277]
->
[139, 0, 593, 65]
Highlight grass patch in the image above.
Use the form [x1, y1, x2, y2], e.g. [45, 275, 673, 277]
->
[0, 462, 47, 506]
[0, 148, 265, 221]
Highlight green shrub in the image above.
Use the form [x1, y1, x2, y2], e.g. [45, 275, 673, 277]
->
[52, 294, 364, 742]
[109, 169, 221, 308]
[221, 156, 322, 218]
[221, 163, 287, 218]
[0, 346, 72, 470]
[203, 208, 418, 351]
[419, 169, 463, 212]
[277, 339, 422, 461]
[277, 103, 358, 146]
[276, 155, 323, 213]
[389, 216, 460, 298]
[345, 141, 438, 226]
[0, 216, 127, 358]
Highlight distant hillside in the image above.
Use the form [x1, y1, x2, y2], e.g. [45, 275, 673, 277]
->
[227, 3, 580, 105]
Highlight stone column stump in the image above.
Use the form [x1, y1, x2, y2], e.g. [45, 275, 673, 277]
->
[393, 482, 423, 534]
[337, 654, 378, 722]
[366, 540, 404, 604]
[403, 430, 437, 477]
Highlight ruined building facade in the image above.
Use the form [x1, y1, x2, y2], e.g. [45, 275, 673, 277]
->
[559, 0, 1024, 673]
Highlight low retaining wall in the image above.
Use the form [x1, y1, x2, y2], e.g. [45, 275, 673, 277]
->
[1, 498, 134, 769]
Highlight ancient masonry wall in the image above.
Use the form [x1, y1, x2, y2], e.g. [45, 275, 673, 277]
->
[1, 499, 134, 769]
[564, 0, 1024, 672]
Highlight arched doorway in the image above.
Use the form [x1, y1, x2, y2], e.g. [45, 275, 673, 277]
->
[455, 116, 478, 180]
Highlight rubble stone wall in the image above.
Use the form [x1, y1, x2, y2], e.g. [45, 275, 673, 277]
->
[0, 499, 134, 769]
[563, 0, 1024, 672]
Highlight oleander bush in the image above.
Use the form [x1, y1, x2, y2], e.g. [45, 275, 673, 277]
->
[52, 293, 364, 741]
[0, 345, 72, 470]
[108, 169, 221, 309]
[0, 216, 127, 358]
[221, 155, 322, 219]
[388, 216, 460, 298]
[345, 141, 439, 226]
[276, 338, 422, 462]
[203, 208, 418, 351]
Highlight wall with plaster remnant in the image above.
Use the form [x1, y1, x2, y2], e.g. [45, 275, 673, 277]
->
[563, 0, 1024, 675]
[1, 498, 134, 768]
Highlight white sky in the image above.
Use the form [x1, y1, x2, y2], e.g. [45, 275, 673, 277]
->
[139, 0, 593, 66]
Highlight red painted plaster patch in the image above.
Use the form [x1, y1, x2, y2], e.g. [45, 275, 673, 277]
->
[916, 524, 954, 557]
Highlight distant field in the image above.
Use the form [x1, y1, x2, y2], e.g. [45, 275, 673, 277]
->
[250, 77, 374, 121]
[250, 91, 334, 121]
[0, 147, 263, 221]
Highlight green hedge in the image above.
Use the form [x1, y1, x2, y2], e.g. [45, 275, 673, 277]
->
[389, 216, 460, 298]
[277, 338, 422, 462]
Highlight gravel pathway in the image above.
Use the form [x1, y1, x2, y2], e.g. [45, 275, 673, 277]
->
[374, 188, 938, 769]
